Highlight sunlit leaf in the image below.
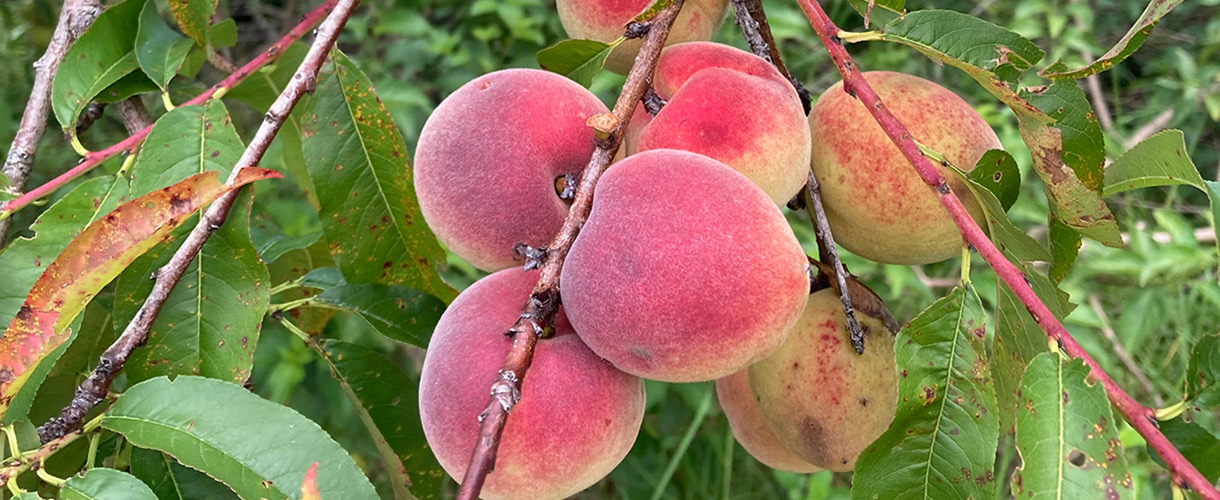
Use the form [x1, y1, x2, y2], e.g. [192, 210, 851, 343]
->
[167, 0, 217, 47]
[1185, 334, 1220, 409]
[126, 100, 245, 198]
[876, 10, 1043, 82]
[537, 39, 614, 88]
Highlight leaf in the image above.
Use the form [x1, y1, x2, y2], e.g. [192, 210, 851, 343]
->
[130, 447, 239, 500]
[113, 188, 269, 384]
[969, 149, 1020, 211]
[1185, 334, 1220, 409]
[1103, 130, 1220, 266]
[537, 39, 614, 88]
[0, 168, 280, 418]
[267, 241, 339, 335]
[51, 0, 144, 129]
[1159, 417, 1220, 483]
[878, 10, 1044, 82]
[135, 0, 194, 91]
[1016, 118, 1121, 246]
[210, 18, 238, 48]
[846, 0, 905, 27]
[301, 463, 321, 500]
[1020, 74, 1106, 193]
[103, 376, 378, 500]
[302, 49, 455, 302]
[167, 0, 217, 47]
[1012, 353, 1132, 498]
[252, 229, 321, 265]
[319, 340, 444, 499]
[851, 286, 999, 500]
[61, 468, 158, 500]
[299, 268, 346, 290]
[310, 284, 443, 347]
[1047, 217, 1080, 283]
[127, 100, 246, 198]
[948, 166, 1050, 263]
[1041, 0, 1183, 79]
[95, 71, 160, 103]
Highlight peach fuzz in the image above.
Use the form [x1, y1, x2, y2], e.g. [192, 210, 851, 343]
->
[560, 149, 810, 383]
[748, 288, 897, 472]
[627, 42, 810, 204]
[716, 369, 820, 473]
[809, 71, 998, 265]
[556, 0, 729, 74]
[419, 268, 645, 500]
[413, 69, 608, 271]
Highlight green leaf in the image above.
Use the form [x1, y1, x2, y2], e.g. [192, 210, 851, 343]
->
[266, 241, 339, 335]
[128, 100, 246, 198]
[95, 71, 160, 104]
[846, 0, 905, 27]
[51, 0, 144, 129]
[877, 10, 1044, 82]
[299, 267, 346, 290]
[309, 284, 443, 347]
[1041, 0, 1183, 79]
[252, 229, 322, 265]
[1103, 130, 1220, 266]
[948, 167, 1050, 263]
[1185, 334, 1220, 409]
[113, 188, 269, 384]
[102, 376, 378, 500]
[319, 340, 444, 499]
[130, 447, 240, 500]
[167, 0, 217, 47]
[851, 286, 999, 500]
[210, 18, 237, 48]
[302, 49, 455, 302]
[1159, 417, 1220, 483]
[0, 168, 279, 418]
[1020, 74, 1106, 193]
[1016, 117, 1121, 246]
[1047, 217, 1080, 283]
[969, 150, 1020, 211]
[537, 39, 614, 88]
[1012, 353, 1132, 498]
[992, 266, 1073, 433]
[62, 468, 158, 500]
[135, 0, 194, 91]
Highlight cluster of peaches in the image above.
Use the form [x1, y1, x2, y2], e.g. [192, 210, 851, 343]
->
[413, 1, 1002, 498]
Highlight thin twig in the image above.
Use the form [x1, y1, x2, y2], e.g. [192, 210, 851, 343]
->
[796, 1, 1218, 496]
[35, 0, 361, 444]
[0, 0, 102, 246]
[0, 0, 341, 224]
[114, 97, 154, 135]
[1088, 294, 1163, 407]
[803, 173, 867, 353]
[729, 0, 811, 114]
[454, 2, 685, 498]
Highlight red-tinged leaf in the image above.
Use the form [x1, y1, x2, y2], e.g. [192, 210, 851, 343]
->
[0, 168, 281, 417]
[301, 462, 321, 500]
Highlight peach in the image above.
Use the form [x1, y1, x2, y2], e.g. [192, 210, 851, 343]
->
[716, 369, 820, 473]
[626, 42, 810, 204]
[414, 69, 609, 271]
[748, 288, 898, 472]
[560, 149, 810, 382]
[809, 71, 998, 264]
[419, 268, 645, 500]
[556, 0, 729, 74]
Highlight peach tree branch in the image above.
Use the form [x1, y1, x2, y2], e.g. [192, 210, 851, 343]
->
[796, 0, 1218, 497]
[35, 0, 362, 444]
[455, 2, 686, 498]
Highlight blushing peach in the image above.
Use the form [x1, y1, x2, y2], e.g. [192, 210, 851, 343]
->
[556, 0, 729, 74]
[716, 369, 820, 473]
[419, 268, 645, 500]
[560, 149, 810, 383]
[414, 69, 608, 271]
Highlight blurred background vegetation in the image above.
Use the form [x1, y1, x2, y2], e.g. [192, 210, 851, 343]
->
[2, 0, 1219, 498]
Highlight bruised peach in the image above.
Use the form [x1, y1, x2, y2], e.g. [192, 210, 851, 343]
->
[556, 0, 729, 74]
[809, 71, 997, 264]
[748, 288, 897, 472]
[560, 149, 809, 383]
[627, 42, 809, 204]
[716, 369, 820, 473]
[414, 69, 608, 271]
[419, 268, 645, 500]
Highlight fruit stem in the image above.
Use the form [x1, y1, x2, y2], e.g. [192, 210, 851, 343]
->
[796, 0, 1219, 497]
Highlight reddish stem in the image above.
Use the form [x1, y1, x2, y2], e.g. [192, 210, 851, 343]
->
[0, 0, 339, 221]
[795, 0, 1217, 497]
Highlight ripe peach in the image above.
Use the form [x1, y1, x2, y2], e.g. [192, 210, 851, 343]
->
[716, 369, 820, 473]
[626, 42, 810, 204]
[414, 69, 609, 271]
[419, 268, 645, 500]
[809, 71, 998, 264]
[748, 288, 898, 472]
[556, 0, 729, 74]
[560, 149, 810, 383]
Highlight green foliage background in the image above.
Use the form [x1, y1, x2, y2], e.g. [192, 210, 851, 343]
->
[1, 0, 1218, 498]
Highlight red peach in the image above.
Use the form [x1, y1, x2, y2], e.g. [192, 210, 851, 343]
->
[557, 0, 729, 74]
[716, 369, 820, 473]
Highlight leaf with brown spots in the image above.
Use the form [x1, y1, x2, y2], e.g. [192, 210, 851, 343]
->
[1041, 0, 1183, 79]
[309, 283, 444, 347]
[1185, 334, 1220, 409]
[302, 49, 455, 302]
[166, 0, 217, 47]
[1013, 353, 1132, 499]
[50, 0, 144, 129]
[993, 265, 1073, 434]
[852, 286, 999, 500]
[0, 168, 279, 418]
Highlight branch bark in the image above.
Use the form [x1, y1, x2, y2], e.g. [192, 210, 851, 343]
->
[795, 1, 1219, 497]
[0, 0, 103, 246]
[35, 0, 361, 444]
[454, 2, 686, 498]
[0, 0, 340, 225]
